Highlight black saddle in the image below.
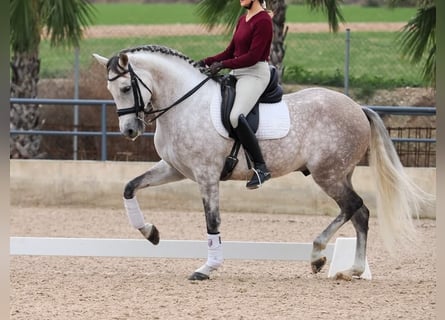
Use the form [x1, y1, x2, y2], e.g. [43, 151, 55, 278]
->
[219, 65, 283, 139]
[216, 65, 283, 180]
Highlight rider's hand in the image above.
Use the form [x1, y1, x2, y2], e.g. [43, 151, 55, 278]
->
[209, 62, 224, 76]
[196, 60, 207, 68]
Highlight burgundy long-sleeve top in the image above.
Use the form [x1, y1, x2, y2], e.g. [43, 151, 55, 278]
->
[203, 10, 273, 70]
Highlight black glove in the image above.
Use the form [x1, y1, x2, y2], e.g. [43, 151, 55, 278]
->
[209, 62, 224, 76]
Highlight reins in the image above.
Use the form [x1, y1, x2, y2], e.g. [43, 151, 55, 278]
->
[145, 75, 211, 123]
[109, 62, 211, 123]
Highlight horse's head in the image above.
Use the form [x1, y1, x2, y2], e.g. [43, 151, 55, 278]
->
[93, 52, 152, 140]
[94, 46, 211, 140]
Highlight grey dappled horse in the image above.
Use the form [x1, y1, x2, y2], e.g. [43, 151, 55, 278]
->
[93, 45, 429, 281]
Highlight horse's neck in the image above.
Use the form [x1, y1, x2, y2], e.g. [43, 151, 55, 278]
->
[132, 54, 206, 106]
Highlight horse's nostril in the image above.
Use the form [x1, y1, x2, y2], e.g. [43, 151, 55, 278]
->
[127, 129, 134, 137]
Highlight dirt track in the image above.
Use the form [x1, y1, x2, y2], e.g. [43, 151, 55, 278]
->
[12, 20, 436, 320]
[83, 22, 406, 38]
[10, 205, 436, 319]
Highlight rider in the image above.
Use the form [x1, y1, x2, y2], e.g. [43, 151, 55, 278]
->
[199, 0, 273, 189]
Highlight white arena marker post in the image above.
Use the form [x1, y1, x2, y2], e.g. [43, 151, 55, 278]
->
[327, 237, 372, 280]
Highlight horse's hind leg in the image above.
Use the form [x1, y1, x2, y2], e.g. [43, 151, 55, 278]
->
[310, 173, 369, 279]
[315, 203, 370, 281]
[123, 160, 185, 244]
[343, 204, 370, 279]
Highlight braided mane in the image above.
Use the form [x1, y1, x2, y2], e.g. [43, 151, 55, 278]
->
[107, 45, 206, 76]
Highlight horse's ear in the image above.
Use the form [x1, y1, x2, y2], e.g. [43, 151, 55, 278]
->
[92, 53, 108, 67]
[119, 53, 129, 67]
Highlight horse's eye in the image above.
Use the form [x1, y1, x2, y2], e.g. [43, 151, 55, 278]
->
[121, 86, 131, 94]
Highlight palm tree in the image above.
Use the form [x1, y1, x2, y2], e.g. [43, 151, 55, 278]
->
[267, 0, 288, 81]
[393, 0, 435, 86]
[10, 0, 95, 158]
[196, 0, 435, 87]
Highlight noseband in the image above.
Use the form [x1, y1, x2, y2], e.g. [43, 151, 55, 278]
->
[108, 62, 211, 123]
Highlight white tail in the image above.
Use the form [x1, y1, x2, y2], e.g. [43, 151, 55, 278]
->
[362, 107, 433, 252]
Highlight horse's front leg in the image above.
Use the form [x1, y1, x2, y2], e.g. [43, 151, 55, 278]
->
[123, 160, 185, 244]
[188, 182, 222, 281]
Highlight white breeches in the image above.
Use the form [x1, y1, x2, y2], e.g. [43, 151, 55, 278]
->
[230, 61, 270, 128]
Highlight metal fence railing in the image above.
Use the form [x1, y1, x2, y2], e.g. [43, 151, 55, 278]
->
[10, 98, 436, 166]
[10, 98, 153, 161]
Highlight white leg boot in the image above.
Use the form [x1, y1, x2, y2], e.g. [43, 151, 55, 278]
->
[124, 197, 159, 244]
[189, 233, 223, 280]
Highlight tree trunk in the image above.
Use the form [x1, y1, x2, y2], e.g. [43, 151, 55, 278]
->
[10, 51, 44, 159]
[267, 0, 287, 83]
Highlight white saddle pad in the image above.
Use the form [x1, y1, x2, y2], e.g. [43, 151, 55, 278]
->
[210, 91, 290, 140]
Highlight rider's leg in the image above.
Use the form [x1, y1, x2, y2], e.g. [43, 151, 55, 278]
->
[235, 114, 271, 189]
[229, 62, 270, 128]
[230, 62, 271, 189]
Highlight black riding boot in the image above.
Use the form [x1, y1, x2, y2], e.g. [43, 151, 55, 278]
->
[235, 115, 271, 189]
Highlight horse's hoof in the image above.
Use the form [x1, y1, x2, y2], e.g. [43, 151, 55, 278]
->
[311, 256, 327, 273]
[188, 272, 210, 281]
[148, 225, 160, 245]
[331, 269, 363, 281]
[333, 271, 353, 281]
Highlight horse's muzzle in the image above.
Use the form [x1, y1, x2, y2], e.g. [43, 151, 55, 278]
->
[124, 128, 140, 141]
[121, 118, 144, 141]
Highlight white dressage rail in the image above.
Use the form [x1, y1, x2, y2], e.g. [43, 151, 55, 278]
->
[10, 237, 335, 261]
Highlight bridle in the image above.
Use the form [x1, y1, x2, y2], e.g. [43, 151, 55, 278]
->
[108, 62, 211, 123]
[108, 63, 152, 118]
